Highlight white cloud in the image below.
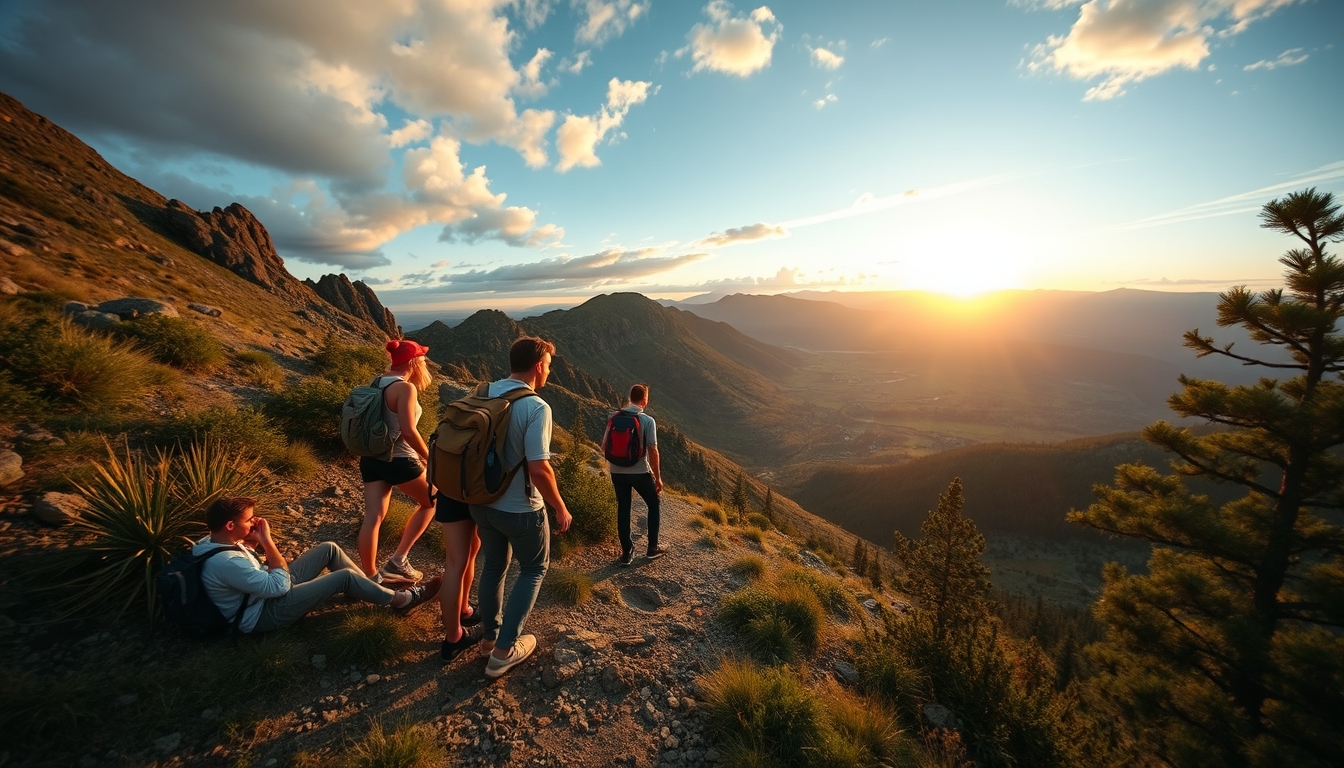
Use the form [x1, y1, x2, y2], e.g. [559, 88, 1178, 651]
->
[517, 48, 554, 98]
[389, 119, 433, 148]
[871, 37, 889, 48]
[680, 1, 782, 77]
[432, 246, 709, 293]
[556, 78, 656, 171]
[809, 46, 844, 69]
[574, 0, 649, 46]
[512, 0, 555, 29]
[696, 222, 789, 247]
[1244, 47, 1308, 70]
[1026, 0, 1303, 100]
[813, 93, 838, 109]
[564, 50, 594, 74]
[432, 259, 451, 268]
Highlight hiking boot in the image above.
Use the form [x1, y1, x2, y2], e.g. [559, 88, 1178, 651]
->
[441, 626, 480, 662]
[646, 545, 667, 561]
[478, 639, 496, 658]
[460, 605, 482, 628]
[485, 635, 537, 678]
[393, 575, 442, 616]
[378, 557, 422, 585]
[618, 550, 634, 567]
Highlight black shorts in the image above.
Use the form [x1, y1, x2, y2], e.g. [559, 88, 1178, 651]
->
[359, 455, 423, 485]
[434, 493, 473, 524]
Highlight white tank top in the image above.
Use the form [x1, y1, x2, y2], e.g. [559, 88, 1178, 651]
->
[377, 375, 423, 459]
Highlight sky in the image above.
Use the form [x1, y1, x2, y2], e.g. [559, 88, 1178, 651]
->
[1, 0, 1341, 314]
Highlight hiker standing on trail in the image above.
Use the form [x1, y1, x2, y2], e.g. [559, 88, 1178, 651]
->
[196, 497, 440, 634]
[356, 340, 436, 586]
[603, 383, 664, 566]
[459, 336, 572, 675]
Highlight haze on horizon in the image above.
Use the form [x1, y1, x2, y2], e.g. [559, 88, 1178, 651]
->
[1, 0, 1339, 315]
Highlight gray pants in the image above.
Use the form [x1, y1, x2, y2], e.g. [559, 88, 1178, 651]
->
[253, 542, 395, 632]
[470, 505, 549, 653]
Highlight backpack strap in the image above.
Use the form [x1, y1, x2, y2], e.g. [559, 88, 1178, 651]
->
[494, 385, 540, 497]
[199, 545, 252, 638]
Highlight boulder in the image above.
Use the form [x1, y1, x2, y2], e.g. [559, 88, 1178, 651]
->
[71, 310, 120, 329]
[188, 303, 222, 317]
[0, 450, 22, 487]
[96, 297, 179, 320]
[63, 300, 91, 315]
[0, 276, 20, 295]
[33, 491, 90, 526]
[832, 661, 860, 685]
[922, 703, 958, 729]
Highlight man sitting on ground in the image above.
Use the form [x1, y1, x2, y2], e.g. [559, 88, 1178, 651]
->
[197, 496, 440, 633]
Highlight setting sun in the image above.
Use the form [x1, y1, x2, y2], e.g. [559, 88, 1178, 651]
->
[900, 230, 1026, 297]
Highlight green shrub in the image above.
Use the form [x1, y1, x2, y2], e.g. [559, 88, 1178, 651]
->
[778, 567, 859, 621]
[543, 568, 593, 606]
[700, 502, 728, 525]
[731, 555, 769, 581]
[112, 313, 225, 372]
[235, 349, 285, 390]
[552, 450, 616, 548]
[263, 376, 348, 445]
[747, 512, 772, 530]
[0, 369, 41, 412]
[721, 581, 825, 663]
[698, 532, 729, 551]
[822, 683, 909, 767]
[161, 406, 287, 460]
[688, 515, 711, 531]
[329, 608, 410, 667]
[30, 320, 166, 410]
[374, 498, 442, 558]
[342, 720, 446, 768]
[742, 526, 766, 545]
[701, 659, 827, 768]
[312, 337, 386, 387]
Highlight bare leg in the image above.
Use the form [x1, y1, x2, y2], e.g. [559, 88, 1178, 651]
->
[359, 481, 392, 576]
[439, 519, 480, 642]
[390, 473, 434, 562]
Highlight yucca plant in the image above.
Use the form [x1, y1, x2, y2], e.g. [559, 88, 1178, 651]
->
[40, 441, 196, 619]
[171, 437, 269, 517]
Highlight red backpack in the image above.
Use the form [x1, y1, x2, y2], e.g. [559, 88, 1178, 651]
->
[603, 410, 645, 467]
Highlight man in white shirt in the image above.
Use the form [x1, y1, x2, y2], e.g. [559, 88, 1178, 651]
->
[196, 497, 440, 633]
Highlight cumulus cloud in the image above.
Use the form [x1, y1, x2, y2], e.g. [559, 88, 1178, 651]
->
[517, 48, 554, 98]
[556, 78, 656, 171]
[814, 93, 838, 109]
[680, 1, 782, 77]
[564, 50, 594, 74]
[809, 46, 845, 69]
[575, 0, 649, 45]
[433, 247, 709, 293]
[696, 222, 789, 247]
[1026, 0, 1303, 100]
[389, 119, 433, 148]
[1244, 48, 1308, 70]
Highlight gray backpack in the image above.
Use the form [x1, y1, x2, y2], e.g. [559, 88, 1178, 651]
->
[340, 376, 396, 460]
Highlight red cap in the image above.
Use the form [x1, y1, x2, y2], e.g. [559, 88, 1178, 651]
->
[386, 339, 429, 367]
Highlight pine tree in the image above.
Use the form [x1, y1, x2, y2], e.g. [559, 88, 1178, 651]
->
[1071, 189, 1344, 767]
[763, 487, 775, 522]
[853, 538, 870, 575]
[868, 550, 883, 589]
[569, 408, 588, 449]
[893, 477, 992, 641]
[729, 472, 748, 523]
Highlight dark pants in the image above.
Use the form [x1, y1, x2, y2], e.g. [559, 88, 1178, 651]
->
[613, 472, 660, 555]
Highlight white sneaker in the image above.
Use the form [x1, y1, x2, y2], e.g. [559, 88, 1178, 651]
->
[484, 635, 537, 678]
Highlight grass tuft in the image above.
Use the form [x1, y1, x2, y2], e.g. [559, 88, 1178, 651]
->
[112, 313, 225, 372]
[697, 533, 729, 551]
[235, 349, 285, 390]
[543, 567, 593, 606]
[742, 526, 766, 545]
[700, 502, 728, 525]
[329, 608, 410, 668]
[721, 580, 825, 663]
[731, 555, 769, 581]
[700, 659, 826, 768]
[37, 320, 168, 410]
[342, 720, 447, 768]
[746, 512, 772, 530]
[778, 566, 860, 621]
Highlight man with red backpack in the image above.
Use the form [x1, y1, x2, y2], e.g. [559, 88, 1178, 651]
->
[603, 383, 664, 566]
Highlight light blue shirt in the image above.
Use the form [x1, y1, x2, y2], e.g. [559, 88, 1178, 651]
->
[481, 378, 551, 513]
[194, 537, 291, 633]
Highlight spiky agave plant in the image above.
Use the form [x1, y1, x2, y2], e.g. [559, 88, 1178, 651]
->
[171, 437, 270, 518]
[43, 440, 197, 620]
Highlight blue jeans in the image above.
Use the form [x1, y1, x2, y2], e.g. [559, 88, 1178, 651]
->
[469, 505, 549, 652]
[613, 472, 660, 555]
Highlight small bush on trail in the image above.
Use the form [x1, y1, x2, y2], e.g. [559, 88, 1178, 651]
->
[270, 439, 319, 478]
[161, 406, 288, 463]
[312, 337, 386, 388]
[551, 449, 616, 552]
[746, 512, 772, 530]
[700, 659, 827, 768]
[32, 320, 167, 410]
[697, 532, 728, 551]
[822, 682, 909, 767]
[778, 566, 859, 621]
[342, 719, 446, 768]
[112, 313, 225, 372]
[263, 376, 349, 446]
[700, 502, 728, 525]
[329, 608, 410, 668]
[742, 526, 766, 545]
[688, 515, 711, 531]
[543, 567, 593, 606]
[235, 349, 285, 390]
[731, 555, 768, 581]
[721, 580, 825, 663]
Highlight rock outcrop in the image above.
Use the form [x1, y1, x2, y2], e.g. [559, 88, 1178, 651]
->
[304, 273, 400, 339]
[160, 200, 310, 303]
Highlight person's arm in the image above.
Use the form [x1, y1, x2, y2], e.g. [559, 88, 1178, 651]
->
[390, 381, 430, 460]
[528, 459, 571, 533]
[225, 520, 291, 598]
[647, 445, 662, 494]
[245, 517, 288, 573]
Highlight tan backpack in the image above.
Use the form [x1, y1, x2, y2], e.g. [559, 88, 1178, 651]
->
[428, 382, 538, 504]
